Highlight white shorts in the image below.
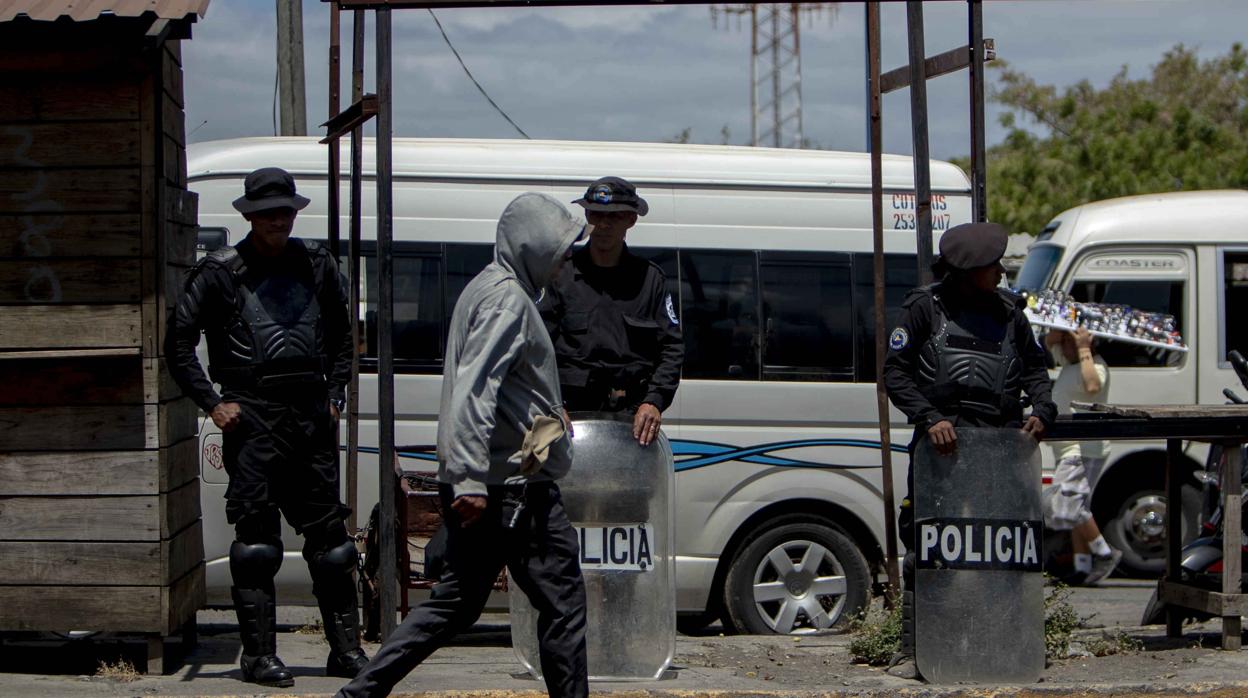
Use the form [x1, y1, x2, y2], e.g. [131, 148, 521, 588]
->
[1042, 455, 1103, 530]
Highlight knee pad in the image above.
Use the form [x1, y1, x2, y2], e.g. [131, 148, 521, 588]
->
[307, 539, 358, 576]
[230, 539, 284, 588]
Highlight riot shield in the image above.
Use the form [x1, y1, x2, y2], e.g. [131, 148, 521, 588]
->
[913, 427, 1044, 684]
[510, 414, 676, 681]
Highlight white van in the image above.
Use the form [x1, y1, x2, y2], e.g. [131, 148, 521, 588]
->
[1015, 189, 1248, 576]
[188, 136, 972, 634]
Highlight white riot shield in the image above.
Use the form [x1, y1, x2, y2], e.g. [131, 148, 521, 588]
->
[510, 414, 676, 681]
[913, 427, 1044, 684]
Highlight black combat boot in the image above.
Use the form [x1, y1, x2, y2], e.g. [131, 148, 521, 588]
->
[321, 601, 370, 678]
[232, 586, 295, 688]
[886, 590, 921, 680]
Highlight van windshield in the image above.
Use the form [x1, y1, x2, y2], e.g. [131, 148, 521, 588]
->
[1015, 244, 1063, 292]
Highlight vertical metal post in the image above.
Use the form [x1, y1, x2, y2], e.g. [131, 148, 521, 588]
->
[328, 3, 342, 258]
[375, 5, 398, 642]
[750, 5, 759, 147]
[771, 6, 781, 148]
[906, 0, 933, 285]
[967, 0, 987, 222]
[867, 1, 900, 598]
[345, 8, 365, 536]
[1164, 438, 1183, 639]
[1221, 439, 1243, 649]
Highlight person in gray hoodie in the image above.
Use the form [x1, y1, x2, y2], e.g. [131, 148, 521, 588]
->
[336, 193, 588, 698]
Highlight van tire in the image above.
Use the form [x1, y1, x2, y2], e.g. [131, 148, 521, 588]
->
[1098, 483, 1200, 578]
[722, 518, 869, 635]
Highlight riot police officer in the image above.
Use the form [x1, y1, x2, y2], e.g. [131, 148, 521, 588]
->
[882, 221, 1056, 679]
[167, 168, 367, 687]
[542, 177, 683, 445]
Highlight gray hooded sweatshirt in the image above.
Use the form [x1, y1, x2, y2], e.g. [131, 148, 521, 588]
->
[437, 193, 585, 498]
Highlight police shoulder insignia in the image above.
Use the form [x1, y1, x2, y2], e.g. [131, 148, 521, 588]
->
[665, 294, 679, 326]
[889, 327, 909, 351]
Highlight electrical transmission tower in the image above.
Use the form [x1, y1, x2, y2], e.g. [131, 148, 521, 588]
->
[711, 3, 836, 148]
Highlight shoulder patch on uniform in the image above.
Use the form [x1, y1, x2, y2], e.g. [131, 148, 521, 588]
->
[889, 327, 909, 351]
[664, 293, 679, 326]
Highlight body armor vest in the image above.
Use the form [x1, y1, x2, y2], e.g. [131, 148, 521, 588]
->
[206, 244, 328, 388]
[915, 290, 1023, 421]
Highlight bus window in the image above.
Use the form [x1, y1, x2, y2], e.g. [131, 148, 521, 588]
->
[1223, 251, 1248, 361]
[760, 252, 853, 381]
[362, 245, 442, 371]
[852, 253, 918, 382]
[680, 250, 760, 380]
[1068, 280, 1184, 367]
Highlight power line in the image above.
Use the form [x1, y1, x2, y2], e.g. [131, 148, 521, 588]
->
[427, 9, 531, 140]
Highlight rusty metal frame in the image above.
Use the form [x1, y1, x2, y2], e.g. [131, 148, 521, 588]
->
[322, 0, 991, 639]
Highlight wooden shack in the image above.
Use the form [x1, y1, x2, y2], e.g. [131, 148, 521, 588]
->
[0, 1, 209, 673]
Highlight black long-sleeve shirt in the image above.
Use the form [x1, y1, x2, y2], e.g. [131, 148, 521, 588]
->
[166, 235, 353, 412]
[883, 283, 1056, 430]
[541, 245, 683, 411]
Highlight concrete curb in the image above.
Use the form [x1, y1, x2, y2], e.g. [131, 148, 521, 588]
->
[146, 683, 1248, 698]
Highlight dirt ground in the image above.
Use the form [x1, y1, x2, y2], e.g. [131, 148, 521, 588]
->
[3, 579, 1248, 697]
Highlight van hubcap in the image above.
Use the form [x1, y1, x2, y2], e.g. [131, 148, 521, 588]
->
[752, 540, 848, 634]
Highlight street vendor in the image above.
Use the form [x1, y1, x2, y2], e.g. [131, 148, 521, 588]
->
[882, 221, 1057, 680]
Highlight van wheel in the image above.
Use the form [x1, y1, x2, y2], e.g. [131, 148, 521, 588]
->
[1099, 484, 1200, 578]
[722, 518, 869, 635]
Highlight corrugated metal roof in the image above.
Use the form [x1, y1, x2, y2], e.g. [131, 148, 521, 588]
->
[0, 0, 209, 23]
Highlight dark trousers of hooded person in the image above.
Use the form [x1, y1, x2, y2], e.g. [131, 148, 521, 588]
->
[336, 482, 589, 698]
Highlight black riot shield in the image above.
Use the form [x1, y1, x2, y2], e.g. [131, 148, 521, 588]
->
[913, 427, 1044, 684]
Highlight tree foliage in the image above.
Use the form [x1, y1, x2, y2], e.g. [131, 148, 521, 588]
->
[955, 43, 1248, 235]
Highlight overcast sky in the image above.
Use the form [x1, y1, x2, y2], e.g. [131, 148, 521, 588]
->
[183, 0, 1243, 160]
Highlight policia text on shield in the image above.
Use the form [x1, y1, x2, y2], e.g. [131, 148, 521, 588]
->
[882, 222, 1058, 682]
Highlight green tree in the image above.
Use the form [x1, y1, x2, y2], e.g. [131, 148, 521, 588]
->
[956, 43, 1248, 235]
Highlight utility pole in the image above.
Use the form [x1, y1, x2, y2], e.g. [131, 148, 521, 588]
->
[711, 3, 836, 148]
[276, 0, 308, 136]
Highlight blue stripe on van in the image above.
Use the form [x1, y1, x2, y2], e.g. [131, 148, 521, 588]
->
[355, 438, 907, 472]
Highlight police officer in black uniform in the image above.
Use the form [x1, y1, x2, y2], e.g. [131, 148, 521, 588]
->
[167, 168, 368, 687]
[882, 222, 1056, 680]
[542, 177, 683, 445]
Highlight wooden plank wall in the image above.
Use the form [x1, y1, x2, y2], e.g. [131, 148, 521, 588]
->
[0, 32, 203, 637]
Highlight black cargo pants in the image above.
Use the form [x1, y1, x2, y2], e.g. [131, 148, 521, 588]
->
[336, 481, 588, 698]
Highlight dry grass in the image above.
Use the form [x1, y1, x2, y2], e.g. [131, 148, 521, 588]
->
[94, 658, 140, 682]
[294, 619, 325, 636]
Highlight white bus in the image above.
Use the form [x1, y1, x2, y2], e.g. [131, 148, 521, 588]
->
[1015, 189, 1248, 577]
[189, 136, 973, 634]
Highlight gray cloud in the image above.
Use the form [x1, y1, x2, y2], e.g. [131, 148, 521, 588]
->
[185, 0, 1246, 160]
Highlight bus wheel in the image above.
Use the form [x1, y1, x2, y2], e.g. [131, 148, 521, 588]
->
[1099, 483, 1200, 578]
[722, 518, 869, 635]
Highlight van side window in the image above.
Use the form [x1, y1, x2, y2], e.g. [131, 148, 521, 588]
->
[852, 253, 918, 381]
[360, 243, 442, 370]
[1068, 280, 1184, 368]
[680, 250, 760, 380]
[1223, 251, 1248, 361]
[760, 252, 854, 381]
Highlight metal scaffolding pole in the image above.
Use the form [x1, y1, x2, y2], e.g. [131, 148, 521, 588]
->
[346, 8, 365, 535]
[328, 3, 342, 257]
[375, 5, 398, 642]
[866, 0, 899, 598]
[906, 0, 933, 286]
[968, 0, 987, 222]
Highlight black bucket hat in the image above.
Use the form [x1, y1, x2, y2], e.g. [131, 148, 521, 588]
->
[572, 176, 649, 216]
[933, 222, 1009, 275]
[232, 167, 311, 214]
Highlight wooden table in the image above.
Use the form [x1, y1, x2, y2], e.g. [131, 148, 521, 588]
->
[1053, 404, 1248, 650]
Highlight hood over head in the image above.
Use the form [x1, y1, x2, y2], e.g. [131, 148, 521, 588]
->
[494, 193, 585, 296]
